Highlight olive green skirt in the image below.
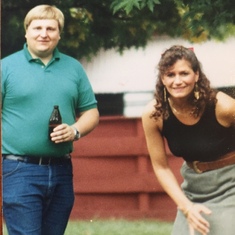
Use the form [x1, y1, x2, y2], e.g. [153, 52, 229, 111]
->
[171, 162, 235, 235]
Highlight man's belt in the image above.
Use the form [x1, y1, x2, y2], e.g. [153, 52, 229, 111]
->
[2, 154, 71, 165]
[186, 151, 235, 173]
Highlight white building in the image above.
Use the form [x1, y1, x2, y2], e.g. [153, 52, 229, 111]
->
[82, 36, 235, 117]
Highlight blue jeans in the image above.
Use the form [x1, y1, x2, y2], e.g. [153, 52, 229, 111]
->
[3, 157, 75, 235]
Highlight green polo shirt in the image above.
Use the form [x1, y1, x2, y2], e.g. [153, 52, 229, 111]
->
[2, 44, 97, 156]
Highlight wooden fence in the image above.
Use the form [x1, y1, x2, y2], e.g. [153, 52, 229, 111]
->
[70, 116, 183, 221]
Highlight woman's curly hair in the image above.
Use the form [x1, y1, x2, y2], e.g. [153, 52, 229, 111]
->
[151, 45, 217, 120]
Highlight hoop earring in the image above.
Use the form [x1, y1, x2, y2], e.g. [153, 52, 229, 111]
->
[194, 83, 199, 100]
[164, 87, 167, 102]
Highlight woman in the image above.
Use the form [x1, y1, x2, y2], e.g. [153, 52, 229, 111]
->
[142, 45, 235, 235]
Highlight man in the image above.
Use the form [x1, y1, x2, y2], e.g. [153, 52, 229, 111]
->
[2, 5, 99, 235]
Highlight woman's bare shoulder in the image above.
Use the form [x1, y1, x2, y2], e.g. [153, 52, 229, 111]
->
[216, 91, 235, 127]
[142, 99, 163, 130]
[142, 99, 156, 115]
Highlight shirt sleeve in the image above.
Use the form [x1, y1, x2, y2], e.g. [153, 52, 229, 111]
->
[76, 63, 97, 112]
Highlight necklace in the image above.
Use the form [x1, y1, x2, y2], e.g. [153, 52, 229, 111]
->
[168, 98, 193, 116]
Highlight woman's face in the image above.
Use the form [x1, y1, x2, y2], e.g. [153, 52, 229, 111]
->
[161, 59, 199, 99]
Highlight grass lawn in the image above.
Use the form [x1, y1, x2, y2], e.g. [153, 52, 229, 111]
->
[4, 219, 173, 235]
[64, 219, 173, 235]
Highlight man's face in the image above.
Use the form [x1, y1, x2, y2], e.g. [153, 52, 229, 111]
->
[25, 19, 61, 59]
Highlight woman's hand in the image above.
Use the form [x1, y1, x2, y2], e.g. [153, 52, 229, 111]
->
[184, 203, 211, 235]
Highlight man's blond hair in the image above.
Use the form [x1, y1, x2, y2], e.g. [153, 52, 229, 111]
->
[24, 5, 64, 33]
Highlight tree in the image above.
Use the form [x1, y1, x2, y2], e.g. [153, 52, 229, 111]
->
[111, 0, 235, 41]
[2, 0, 235, 59]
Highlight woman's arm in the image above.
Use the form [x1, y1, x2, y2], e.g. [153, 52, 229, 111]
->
[142, 99, 211, 235]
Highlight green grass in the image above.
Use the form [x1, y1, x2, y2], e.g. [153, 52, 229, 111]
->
[4, 219, 173, 235]
[64, 219, 173, 235]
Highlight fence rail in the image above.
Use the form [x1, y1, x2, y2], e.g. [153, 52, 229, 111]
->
[70, 116, 183, 221]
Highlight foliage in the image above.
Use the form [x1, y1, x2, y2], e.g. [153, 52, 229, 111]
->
[2, 0, 235, 59]
[176, 0, 235, 42]
[111, 0, 161, 14]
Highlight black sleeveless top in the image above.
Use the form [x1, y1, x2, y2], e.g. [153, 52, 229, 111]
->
[162, 104, 235, 162]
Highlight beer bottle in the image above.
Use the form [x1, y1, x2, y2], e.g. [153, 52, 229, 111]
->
[48, 105, 62, 139]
